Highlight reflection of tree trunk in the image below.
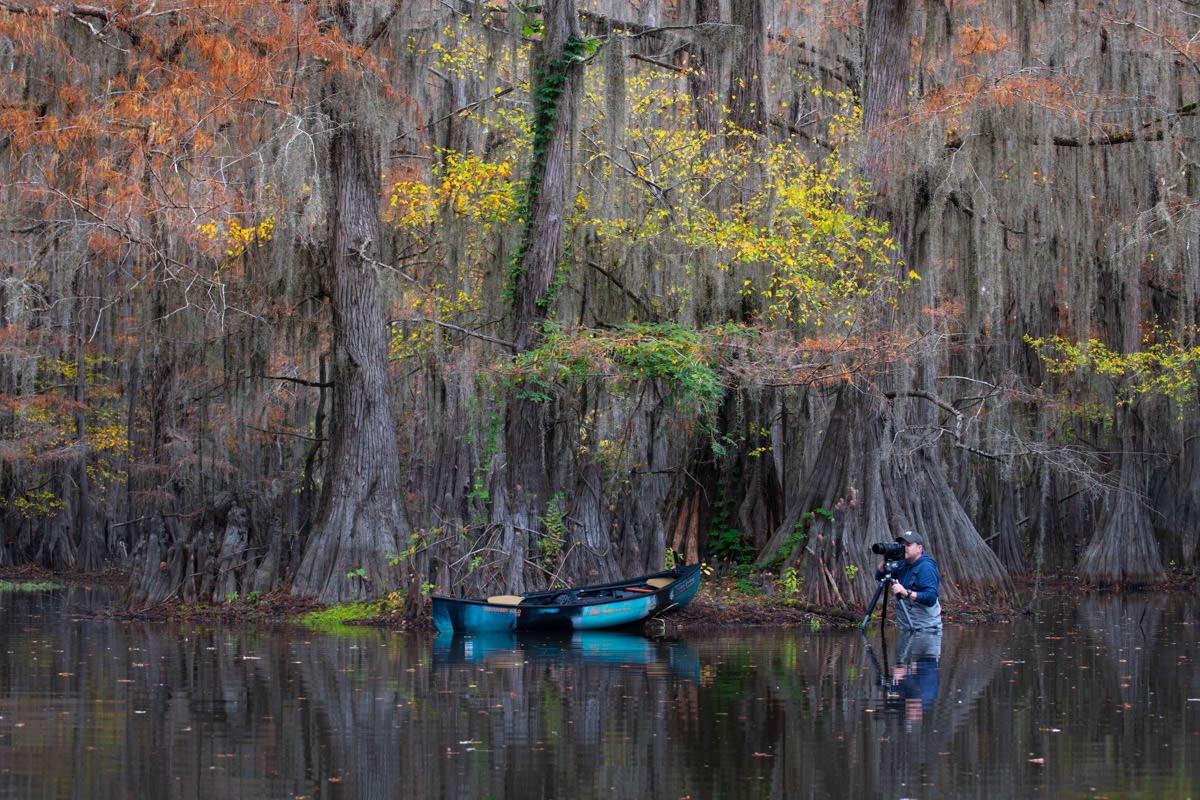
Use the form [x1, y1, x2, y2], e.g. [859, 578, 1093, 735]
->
[1078, 594, 1162, 707]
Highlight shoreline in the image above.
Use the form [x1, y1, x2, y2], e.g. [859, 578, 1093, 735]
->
[4, 564, 1196, 633]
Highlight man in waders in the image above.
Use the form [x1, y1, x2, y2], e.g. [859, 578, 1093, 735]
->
[876, 530, 943, 723]
[876, 529, 942, 634]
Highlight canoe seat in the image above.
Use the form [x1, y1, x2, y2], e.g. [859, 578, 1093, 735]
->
[487, 594, 524, 606]
[646, 577, 673, 589]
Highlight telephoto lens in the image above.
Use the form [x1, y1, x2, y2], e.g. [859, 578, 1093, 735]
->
[871, 541, 905, 561]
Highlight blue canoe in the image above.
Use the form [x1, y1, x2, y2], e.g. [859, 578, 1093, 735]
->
[431, 564, 702, 635]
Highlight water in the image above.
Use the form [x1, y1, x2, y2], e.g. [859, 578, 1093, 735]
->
[0, 587, 1197, 799]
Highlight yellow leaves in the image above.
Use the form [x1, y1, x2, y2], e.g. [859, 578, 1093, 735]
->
[389, 284, 483, 362]
[4, 490, 64, 520]
[388, 151, 517, 232]
[198, 215, 276, 260]
[1026, 325, 1200, 414]
[426, 21, 508, 81]
[600, 128, 902, 329]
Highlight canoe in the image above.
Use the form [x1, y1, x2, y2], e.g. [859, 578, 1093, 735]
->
[431, 564, 702, 635]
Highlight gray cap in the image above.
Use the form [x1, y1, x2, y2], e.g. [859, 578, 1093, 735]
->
[895, 530, 924, 546]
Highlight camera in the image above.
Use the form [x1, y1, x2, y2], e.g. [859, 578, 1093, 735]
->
[871, 541, 905, 561]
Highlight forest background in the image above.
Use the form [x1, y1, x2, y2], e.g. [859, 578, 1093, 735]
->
[0, 0, 1197, 614]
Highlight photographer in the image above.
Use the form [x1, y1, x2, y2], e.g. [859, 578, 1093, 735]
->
[875, 530, 942, 632]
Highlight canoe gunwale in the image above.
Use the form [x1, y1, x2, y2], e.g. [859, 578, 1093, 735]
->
[432, 564, 701, 610]
[431, 564, 702, 634]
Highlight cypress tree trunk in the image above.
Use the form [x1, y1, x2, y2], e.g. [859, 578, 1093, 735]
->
[727, 0, 767, 139]
[862, 0, 911, 117]
[1176, 432, 1200, 568]
[687, 0, 725, 152]
[756, 387, 892, 607]
[989, 469, 1026, 572]
[292, 7, 410, 602]
[490, 0, 594, 593]
[510, 0, 581, 353]
[1078, 415, 1165, 585]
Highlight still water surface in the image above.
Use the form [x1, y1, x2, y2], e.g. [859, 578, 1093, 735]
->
[0, 587, 1197, 799]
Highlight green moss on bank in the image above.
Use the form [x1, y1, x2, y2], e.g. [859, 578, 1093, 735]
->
[294, 601, 379, 634]
[0, 580, 60, 591]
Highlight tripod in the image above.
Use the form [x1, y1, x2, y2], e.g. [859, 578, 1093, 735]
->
[859, 561, 902, 692]
[859, 560, 902, 634]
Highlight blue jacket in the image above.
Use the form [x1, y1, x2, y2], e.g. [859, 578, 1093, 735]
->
[877, 553, 942, 631]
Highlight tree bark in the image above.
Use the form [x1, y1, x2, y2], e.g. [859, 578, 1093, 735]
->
[862, 0, 912, 134]
[861, 0, 913, 190]
[687, 0, 725, 152]
[510, 0, 581, 352]
[491, 0, 587, 593]
[1078, 416, 1165, 585]
[292, 13, 410, 601]
[727, 0, 767, 140]
[1175, 433, 1200, 568]
[989, 469, 1026, 572]
[756, 387, 891, 606]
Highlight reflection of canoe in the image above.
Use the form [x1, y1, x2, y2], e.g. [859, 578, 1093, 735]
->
[434, 630, 653, 664]
[432, 630, 702, 682]
[431, 564, 702, 635]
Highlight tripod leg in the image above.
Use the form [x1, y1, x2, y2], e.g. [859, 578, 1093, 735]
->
[859, 580, 885, 631]
[878, 587, 889, 665]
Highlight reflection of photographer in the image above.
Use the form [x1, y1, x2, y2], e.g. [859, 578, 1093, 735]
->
[889, 630, 942, 722]
[873, 531, 942, 632]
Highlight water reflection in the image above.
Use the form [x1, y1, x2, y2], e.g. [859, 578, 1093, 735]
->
[0, 588, 1197, 798]
[863, 628, 942, 722]
[432, 630, 701, 681]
